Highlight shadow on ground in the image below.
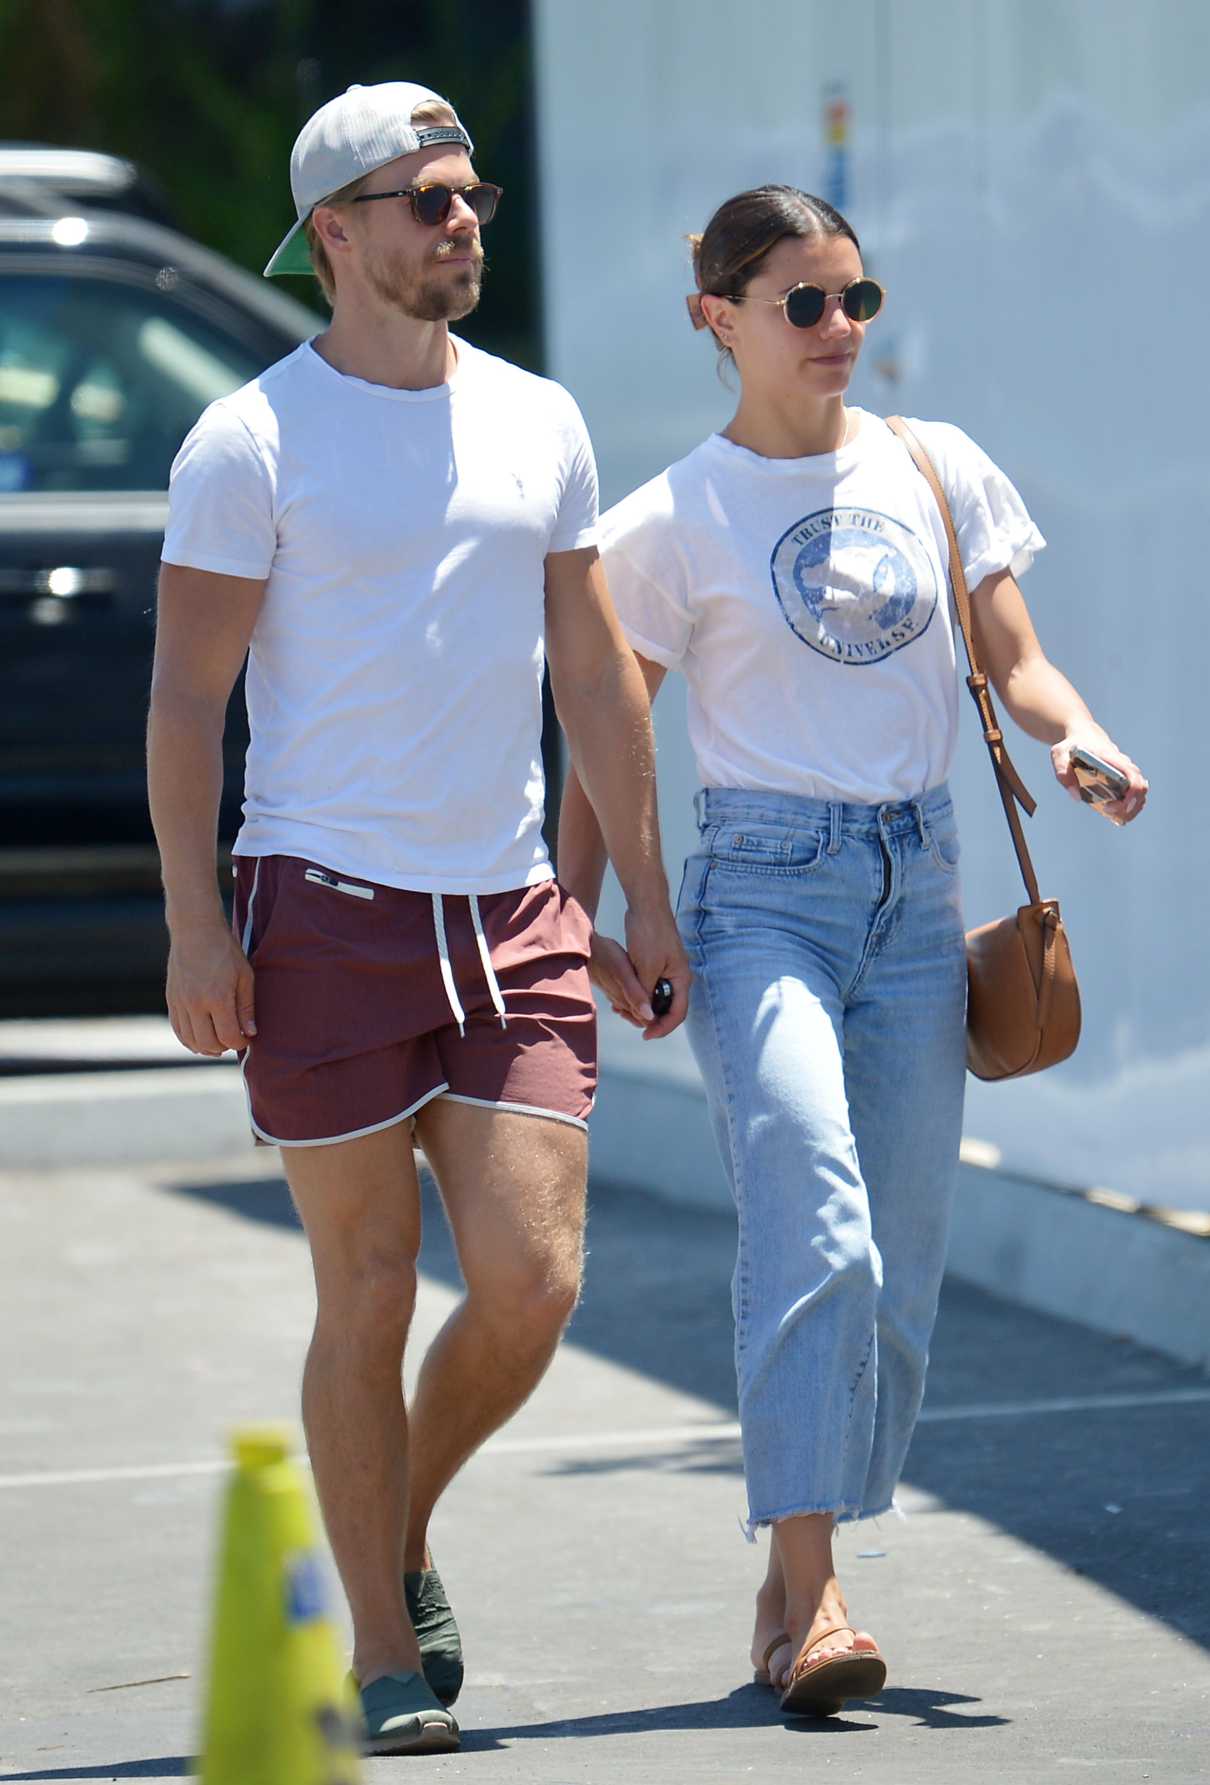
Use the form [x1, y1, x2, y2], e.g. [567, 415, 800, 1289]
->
[166, 1167, 1210, 1650]
[0, 1763, 190, 1781]
[0, 1680, 1005, 1779]
[461, 1681, 1005, 1746]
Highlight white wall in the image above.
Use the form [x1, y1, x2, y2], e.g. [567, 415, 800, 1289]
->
[535, 0, 1210, 1211]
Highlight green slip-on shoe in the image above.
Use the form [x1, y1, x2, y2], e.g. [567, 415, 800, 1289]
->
[355, 1669, 460, 1755]
[404, 1562, 464, 1707]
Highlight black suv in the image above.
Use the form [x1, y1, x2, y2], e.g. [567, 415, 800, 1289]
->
[0, 156, 318, 1013]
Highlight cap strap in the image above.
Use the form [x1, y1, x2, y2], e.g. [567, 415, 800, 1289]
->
[414, 125, 472, 151]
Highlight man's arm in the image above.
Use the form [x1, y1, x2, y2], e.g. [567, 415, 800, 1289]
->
[147, 562, 267, 1053]
[971, 569, 1148, 823]
[558, 652, 672, 1031]
[544, 546, 689, 1037]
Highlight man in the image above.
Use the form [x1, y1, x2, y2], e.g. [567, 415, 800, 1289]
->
[148, 80, 688, 1757]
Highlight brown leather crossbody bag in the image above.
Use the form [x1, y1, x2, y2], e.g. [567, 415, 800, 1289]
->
[886, 417, 1081, 1080]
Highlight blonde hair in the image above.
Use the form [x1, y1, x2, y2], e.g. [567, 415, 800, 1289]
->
[304, 97, 462, 304]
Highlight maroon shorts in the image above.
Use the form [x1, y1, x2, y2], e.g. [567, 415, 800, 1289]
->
[232, 856, 597, 1147]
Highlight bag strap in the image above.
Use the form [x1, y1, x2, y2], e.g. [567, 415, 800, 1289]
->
[886, 415, 1042, 907]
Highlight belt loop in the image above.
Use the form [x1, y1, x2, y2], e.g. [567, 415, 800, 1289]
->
[827, 802, 843, 854]
[694, 788, 705, 829]
[914, 800, 928, 847]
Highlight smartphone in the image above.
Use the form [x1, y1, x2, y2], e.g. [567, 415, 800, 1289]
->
[1070, 745, 1129, 805]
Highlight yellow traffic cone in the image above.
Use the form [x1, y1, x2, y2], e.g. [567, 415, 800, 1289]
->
[199, 1426, 361, 1785]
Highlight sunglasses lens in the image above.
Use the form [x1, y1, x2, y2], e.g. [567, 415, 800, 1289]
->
[784, 285, 826, 329]
[843, 279, 883, 322]
[413, 185, 454, 226]
[466, 183, 500, 225]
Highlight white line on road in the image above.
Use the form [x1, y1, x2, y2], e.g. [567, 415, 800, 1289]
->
[1, 1384, 1207, 1492]
[0, 1458, 232, 1490]
[917, 1386, 1210, 1424]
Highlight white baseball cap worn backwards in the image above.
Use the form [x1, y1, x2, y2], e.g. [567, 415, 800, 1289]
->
[264, 80, 474, 278]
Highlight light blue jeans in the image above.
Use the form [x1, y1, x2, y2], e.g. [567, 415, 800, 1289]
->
[677, 784, 968, 1531]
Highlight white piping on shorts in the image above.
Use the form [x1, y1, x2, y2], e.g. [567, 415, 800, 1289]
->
[439, 1091, 588, 1133]
[431, 893, 509, 1036]
[242, 1074, 450, 1149]
[239, 858, 262, 954]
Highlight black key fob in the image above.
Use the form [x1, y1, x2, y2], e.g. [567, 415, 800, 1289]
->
[651, 977, 673, 1018]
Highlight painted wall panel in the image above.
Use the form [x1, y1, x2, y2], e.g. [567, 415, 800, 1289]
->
[535, 0, 1210, 1209]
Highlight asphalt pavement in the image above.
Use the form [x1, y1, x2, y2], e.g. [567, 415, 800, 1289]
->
[1, 1148, 1208, 1783]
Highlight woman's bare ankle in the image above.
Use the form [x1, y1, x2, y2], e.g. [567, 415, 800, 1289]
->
[793, 1597, 849, 1637]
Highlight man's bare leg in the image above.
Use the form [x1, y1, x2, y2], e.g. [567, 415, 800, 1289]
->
[403, 1099, 587, 1569]
[282, 1122, 425, 1687]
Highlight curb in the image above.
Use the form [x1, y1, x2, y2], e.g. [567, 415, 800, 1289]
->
[4, 1054, 1207, 1375]
[942, 1156, 1210, 1371]
[0, 1065, 251, 1167]
[588, 1063, 1210, 1374]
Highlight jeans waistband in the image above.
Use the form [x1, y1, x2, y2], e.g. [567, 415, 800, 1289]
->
[694, 783, 953, 837]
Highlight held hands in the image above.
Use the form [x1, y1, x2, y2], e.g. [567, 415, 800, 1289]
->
[166, 916, 257, 1056]
[588, 903, 692, 1039]
[1052, 729, 1148, 826]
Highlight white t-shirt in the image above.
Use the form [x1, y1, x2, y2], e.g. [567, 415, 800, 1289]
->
[599, 410, 1044, 806]
[162, 337, 598, 893]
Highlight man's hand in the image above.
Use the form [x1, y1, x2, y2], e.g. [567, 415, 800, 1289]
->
[624, 902, 691, 1039]
[587, 903, 691, 1040]
[166, 917, 257, 1056]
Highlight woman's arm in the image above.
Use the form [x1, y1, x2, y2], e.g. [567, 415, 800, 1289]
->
[557, 651, 673, 1029]
[970, 569, 1148, 824]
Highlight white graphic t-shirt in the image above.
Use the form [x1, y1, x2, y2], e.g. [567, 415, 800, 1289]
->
[598, 410, 1043, 806]
[162, 337, 598, 894]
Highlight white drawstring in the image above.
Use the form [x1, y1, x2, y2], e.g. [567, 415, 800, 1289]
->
[432, 893, 508, 1035]
[431, 894, 466, 1037]
[469, 894, 508, 1029]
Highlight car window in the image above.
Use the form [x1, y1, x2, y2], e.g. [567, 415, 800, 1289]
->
[0, 273, 270, 493]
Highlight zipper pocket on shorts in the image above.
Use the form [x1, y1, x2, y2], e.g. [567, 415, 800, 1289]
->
[303, 868, 375, 901]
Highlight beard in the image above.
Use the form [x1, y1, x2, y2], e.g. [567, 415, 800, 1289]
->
[364, 242, 484, 321]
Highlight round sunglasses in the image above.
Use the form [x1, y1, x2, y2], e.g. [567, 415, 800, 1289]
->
[722, 276, 884, 329]
[351, 180, 503, 228]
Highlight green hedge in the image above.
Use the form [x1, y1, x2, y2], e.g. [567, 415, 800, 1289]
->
[2, 0, 540, 367]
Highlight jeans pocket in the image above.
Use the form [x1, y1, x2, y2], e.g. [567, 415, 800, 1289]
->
[708, 822, 827, 877]
[926, 815, 962, 873]
[675, 850, 709, 915]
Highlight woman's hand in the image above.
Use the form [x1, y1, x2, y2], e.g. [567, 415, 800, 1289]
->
[588, 925, 691, 1039]
[1051, 729, 1148, 826]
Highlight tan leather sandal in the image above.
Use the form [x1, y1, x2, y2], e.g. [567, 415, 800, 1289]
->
[753, 1631, 791, 1687]
[778, 1623, 887, 1717]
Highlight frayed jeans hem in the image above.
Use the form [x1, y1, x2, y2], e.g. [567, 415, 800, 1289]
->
[742, 1496, 896, 1541]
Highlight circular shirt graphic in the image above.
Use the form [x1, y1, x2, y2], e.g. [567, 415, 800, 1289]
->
[770, 506, 938, 665]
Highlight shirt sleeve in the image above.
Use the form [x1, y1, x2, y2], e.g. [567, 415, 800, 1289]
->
[161, 402, 277, 579]
[914, 420, 1046, 591]
[547, 390, 600, 553]
[598, 503, 695, 671]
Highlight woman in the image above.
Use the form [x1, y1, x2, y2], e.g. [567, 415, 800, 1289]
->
[557, 185, 1147, 1716]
